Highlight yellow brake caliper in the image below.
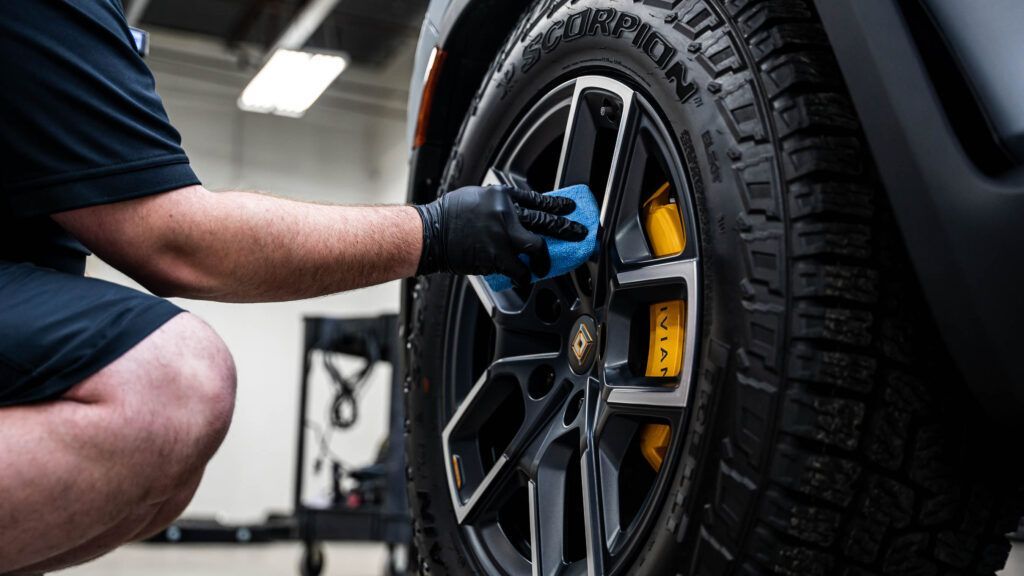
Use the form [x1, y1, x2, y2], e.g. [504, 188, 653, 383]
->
[642, 182, 685, 257]
[640, 183, 686, 471]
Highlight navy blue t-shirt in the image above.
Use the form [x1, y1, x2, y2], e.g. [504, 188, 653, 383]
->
[0, 0, 200, 274]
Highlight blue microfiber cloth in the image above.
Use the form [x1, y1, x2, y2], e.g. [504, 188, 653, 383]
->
[485, 184, 599, 292]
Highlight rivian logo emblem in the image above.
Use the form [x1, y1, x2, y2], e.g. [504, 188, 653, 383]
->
[572, 323, 594, 363]
[568, 316, 598, 374]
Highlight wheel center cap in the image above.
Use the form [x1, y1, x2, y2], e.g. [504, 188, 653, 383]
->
[568, 316, 598, 374]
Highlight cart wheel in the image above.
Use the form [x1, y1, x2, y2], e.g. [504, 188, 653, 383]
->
[385, 543, 412, 576]
[301, 543, 324, 576]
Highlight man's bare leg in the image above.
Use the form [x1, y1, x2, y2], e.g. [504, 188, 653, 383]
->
[12, 474, 204, 574]
[0, 313, 236, 574]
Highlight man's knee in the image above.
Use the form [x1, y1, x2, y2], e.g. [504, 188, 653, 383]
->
[172, 313, 237, 454]
[120, 314, 234, 533]
[153, 313, 237, 471]
[76, 313, 237, 495]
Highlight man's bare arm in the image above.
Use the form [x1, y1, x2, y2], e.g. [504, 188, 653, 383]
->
[53, 186, 422, 303]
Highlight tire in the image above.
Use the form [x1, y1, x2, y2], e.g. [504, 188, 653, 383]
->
[404, 1, 1023, 575]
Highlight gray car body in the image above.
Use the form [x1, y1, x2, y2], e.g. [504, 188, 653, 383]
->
[405, 0, 1024, 425]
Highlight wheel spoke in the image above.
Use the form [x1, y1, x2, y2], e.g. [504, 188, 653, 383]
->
[444, 354, 573, 525]
[490, 80, 577, 192]
[602, 108, 643, 222]
[442, 361, 526, 525]
[451, 449, 520, 526]
[512, 381, 596, 575]
[603, 258, 699, 410]
[481, 166, 511, 188]
[561, 373, 605, 576]
[529, 481, 559, 576]
[467, 168, 528, 320]
[608, 124, 657, 264]
[606, 385, 688, 413]
[580, 436, 606, 576]
[554, 77, 638, 228]
[467, 274, 500, 317]
[592, 415, 644, 552]
[467, 275, 555, 337]
[527, 431, 576, 576]
[613, 257, 698, 290]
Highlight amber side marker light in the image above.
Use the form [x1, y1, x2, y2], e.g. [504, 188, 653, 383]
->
[451, 454, 464, 491]
[413, 47, 448, 150]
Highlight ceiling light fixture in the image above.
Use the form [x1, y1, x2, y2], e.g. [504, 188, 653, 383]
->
[238, 49, 348, 118]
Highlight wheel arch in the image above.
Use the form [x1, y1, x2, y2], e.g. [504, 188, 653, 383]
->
[402, 0, 535, 354]
[406, 0, 534, 206]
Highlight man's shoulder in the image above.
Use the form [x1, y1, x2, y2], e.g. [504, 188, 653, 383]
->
[0, 0, 198, 221]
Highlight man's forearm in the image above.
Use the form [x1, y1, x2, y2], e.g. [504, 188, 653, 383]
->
[55, 186, 423, 302]
[163, 188, 423, 301]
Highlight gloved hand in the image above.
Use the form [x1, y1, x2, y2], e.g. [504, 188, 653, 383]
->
[414, 185, 588, 286]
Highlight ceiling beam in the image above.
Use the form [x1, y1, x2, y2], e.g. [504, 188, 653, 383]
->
[126, 0, 152, 26]
[268, 0, 342, 53]
[226, 0, 275, 47]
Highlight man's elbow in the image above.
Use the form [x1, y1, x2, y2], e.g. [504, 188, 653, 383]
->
[131, 251, 220, 300]
[139, 268, 194, 299]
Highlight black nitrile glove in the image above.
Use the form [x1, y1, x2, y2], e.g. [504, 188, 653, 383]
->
[414, 185, 588, 286]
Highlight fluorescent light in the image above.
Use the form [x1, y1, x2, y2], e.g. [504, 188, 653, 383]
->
[238, 49, 347, 118]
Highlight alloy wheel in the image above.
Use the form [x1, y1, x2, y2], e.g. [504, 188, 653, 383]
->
[441, 76, 701, 576]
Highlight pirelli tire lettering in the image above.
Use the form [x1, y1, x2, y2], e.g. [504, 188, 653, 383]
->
[522, 8, 699, 103]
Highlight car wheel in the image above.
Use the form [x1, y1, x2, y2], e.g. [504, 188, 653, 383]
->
[404, 1, 1023, 574]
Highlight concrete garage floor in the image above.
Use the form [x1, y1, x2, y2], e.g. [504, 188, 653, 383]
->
[55, 541, 1024, 576]
[59, 543, 390, 576]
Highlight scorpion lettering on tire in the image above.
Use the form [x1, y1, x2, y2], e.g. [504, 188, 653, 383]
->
[522, 8, 699, 103]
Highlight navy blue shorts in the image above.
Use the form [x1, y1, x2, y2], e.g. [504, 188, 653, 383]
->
[0, 261, 183, 406]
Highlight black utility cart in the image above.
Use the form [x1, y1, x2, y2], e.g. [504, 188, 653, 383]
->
[294, 314, 412, 576]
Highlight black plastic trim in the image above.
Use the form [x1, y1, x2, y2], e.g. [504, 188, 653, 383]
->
[901, 0, 1015, 174]
[813, 0, 1024, 426]
[921, 0, 1024, 163]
